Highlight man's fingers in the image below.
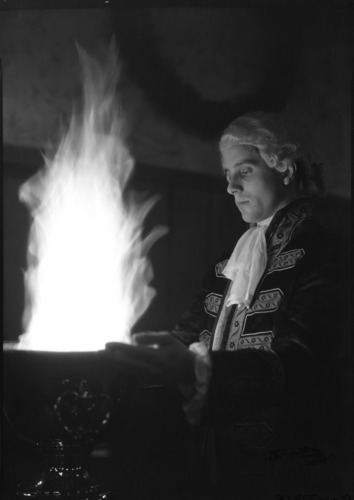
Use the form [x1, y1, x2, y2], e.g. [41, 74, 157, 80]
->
[106, 332, 177, 350]
[102, 334, 188, 384]
[105, 341, 127, 351]
[104, 343, 168, 368]
[132, 331, 174, 347]
[105, 342, 160, 359]
[101, 349, 163, 380]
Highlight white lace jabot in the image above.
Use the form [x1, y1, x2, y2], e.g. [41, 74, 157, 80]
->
[223, 215, 273, 308]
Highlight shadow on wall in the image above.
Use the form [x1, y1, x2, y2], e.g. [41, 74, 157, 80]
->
[3, 145, 350, 343]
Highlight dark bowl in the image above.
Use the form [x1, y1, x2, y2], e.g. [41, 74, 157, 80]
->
[3, 342, 133, 443]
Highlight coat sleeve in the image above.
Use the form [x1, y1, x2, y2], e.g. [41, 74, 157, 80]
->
[170, 271, 211, 346]
[270, 231, 340, 400]
[171, 257, 229, 346]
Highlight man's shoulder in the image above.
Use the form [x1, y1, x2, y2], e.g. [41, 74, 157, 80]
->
[292, 217, 336, 252]
[201, 253, 232, 295]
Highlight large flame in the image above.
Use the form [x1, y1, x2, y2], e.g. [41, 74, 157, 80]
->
[17, 41, 166, 351]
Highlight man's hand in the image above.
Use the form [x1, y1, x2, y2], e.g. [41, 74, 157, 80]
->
[103, 332, 196, 385]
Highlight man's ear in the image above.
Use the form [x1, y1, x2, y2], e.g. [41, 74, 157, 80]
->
[283, 162, 296, 185]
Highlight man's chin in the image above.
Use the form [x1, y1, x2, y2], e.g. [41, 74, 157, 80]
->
[240, 212, 255, 224]
[242, 217, 255, 224]
[237, 205, 257, 224]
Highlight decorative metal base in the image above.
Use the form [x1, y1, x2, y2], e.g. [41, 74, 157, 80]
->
[16, 438, 112, 500]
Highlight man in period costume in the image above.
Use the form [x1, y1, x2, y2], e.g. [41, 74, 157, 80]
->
[105, 112, 345, 496]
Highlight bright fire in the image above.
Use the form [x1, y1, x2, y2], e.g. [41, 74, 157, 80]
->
[17, 41, 166, 351]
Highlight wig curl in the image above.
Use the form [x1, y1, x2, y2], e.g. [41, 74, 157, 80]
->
[219, 112, 324, 197]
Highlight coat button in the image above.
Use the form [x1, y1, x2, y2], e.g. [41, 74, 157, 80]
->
[277, 232, 283, 239]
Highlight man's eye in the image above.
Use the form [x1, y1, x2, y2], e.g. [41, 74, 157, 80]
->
[241, 167, 252, 176]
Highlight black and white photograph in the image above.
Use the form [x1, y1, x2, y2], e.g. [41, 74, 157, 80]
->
[1, 1, 352, 499]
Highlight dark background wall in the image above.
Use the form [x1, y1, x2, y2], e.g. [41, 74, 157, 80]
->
[1, 6, 352, 193]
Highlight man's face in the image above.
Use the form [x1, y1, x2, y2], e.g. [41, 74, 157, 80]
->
[221, 144, 289, 223]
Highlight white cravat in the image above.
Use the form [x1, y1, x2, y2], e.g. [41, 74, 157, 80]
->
[223, 215, 273, 308]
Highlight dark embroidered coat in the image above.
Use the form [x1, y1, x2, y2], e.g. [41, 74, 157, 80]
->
[172, 198, 340, 448]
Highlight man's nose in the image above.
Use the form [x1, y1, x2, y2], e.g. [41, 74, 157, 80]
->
[227, 177, 242, 195]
